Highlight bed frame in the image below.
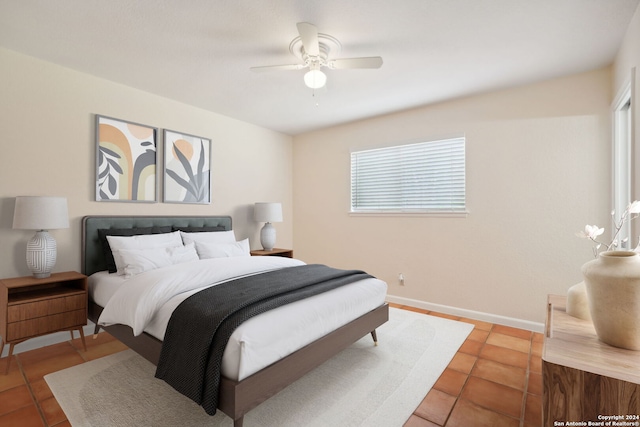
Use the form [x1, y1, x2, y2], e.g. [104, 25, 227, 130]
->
[82, 215, 389, 427]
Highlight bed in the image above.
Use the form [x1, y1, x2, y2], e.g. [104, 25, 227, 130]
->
[82, 215, 388, 427]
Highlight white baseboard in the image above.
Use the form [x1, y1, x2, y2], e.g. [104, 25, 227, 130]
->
[1, 322, 99, 358]
[386, 294, 545, 333]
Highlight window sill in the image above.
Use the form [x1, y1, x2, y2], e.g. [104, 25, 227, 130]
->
[349, 211, 469, 218]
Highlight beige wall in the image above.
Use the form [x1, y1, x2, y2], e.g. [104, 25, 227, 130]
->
[292, 68, 612, 327]
[0, 48, 294, 279]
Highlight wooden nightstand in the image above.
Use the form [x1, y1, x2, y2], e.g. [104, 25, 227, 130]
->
[250, 248, 294, 258]
[0, 271, 88, 374]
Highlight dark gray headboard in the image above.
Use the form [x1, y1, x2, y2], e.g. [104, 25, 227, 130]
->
[82, 215, 232, 276]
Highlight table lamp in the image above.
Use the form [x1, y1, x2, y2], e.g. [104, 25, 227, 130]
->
[13, 196, 69, 278]
[254, 202, 282, 251]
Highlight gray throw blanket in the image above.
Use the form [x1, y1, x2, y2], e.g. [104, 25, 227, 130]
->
[155, 264, 373, 415]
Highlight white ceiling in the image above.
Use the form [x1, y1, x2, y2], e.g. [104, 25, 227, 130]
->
[0, 0, 638, 135]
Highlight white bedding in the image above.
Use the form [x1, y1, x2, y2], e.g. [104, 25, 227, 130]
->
[91, 257, 387, 381]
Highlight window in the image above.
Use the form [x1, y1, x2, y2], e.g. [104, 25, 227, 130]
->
[613, 80, 633, 248]
[350, 136, 466, 215]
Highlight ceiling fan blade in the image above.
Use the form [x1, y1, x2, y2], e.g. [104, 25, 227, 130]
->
[296, 22, 319, 56]
[329, 57, 383, 70]
[250, 64, 305, 72]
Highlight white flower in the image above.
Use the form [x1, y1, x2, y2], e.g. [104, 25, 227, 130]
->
[577, 225, 604, 240]
[629, 201, 640, 214]
[579, 200, 640, 257]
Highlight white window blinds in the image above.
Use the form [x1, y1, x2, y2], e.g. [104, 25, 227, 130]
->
[350, 137, 466, 214]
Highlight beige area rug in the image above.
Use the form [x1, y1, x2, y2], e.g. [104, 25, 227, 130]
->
[45, 308, 473, 427]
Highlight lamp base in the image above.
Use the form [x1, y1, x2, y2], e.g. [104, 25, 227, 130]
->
[26, 230, 57, 278]
[260, 222, 276, 251]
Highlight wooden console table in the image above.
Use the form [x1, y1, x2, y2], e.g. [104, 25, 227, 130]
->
[543, 294, 640, 425]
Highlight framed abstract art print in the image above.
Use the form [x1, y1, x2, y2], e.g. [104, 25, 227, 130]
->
[95, 115, 158, 202]
[163, 129, 211, 204]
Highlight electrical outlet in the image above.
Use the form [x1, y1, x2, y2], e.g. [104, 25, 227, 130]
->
[398, 273, 405, 286]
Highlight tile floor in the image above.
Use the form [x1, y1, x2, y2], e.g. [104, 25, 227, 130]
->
[0, 305, 543, 427]
[396, 304, 543, 427]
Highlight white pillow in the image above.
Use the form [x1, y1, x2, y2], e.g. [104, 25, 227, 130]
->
[196, 239, 250, 259]
[119, 243, 199, 278]
[180, 230, 236, 246]
[168, 243, 201, 264]
[106, 231, 183, 275]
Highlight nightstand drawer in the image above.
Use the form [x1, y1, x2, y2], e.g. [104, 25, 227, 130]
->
[7, 293, 86, 323]
[7, 309, 86, 341]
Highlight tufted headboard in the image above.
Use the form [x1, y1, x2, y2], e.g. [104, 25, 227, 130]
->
[81, 215, 232, 276]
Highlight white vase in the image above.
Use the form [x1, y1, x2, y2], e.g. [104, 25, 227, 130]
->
[582, 250, 640, 350]
[566, 281, 591, 321]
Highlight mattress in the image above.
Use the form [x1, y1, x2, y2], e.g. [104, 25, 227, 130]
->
[89, 257, 387, 381]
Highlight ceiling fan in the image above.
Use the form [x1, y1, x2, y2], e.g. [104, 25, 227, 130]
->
[250, 22, 383, 89]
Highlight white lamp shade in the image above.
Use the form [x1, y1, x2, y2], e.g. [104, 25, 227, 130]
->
[13, 196, 69, 230]
[254, 202, 283, 223]
[304, 69, 327, 89]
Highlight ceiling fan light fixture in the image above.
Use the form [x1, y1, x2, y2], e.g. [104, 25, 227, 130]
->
[304, 69, 326, 89]
[250, 23, 382, 91]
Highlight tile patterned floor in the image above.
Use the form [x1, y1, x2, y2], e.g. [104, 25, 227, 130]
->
[399, 304, 543, 427]
[0, 305, 542, 426]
